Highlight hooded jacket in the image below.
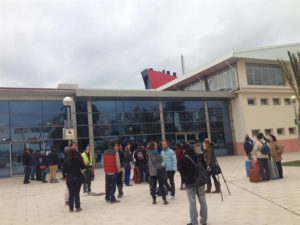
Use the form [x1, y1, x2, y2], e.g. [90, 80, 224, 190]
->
[148, 150, 163, 177]
[161, 147, 177, 172]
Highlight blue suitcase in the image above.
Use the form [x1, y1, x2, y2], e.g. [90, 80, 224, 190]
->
[245, 160, 252, 177]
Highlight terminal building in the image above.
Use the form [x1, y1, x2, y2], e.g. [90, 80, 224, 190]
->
[0, 43, 299, 177]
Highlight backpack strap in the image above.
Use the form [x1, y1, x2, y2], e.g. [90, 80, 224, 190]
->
[185, 155, 196, 166]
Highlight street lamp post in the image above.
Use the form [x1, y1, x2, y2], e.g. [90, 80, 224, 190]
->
[63, 96, 74, 147]
[291, 95, 297, 125]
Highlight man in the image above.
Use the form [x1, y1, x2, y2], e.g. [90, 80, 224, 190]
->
[161, 140, 177, 200]
[81, 145, 94, 195]
[244, 134, 254, 160]
[103, 141, 121, 203]
[180, 144, 208, 225]
[115, 144, 124, 198]
[48, 146, 59, 183]
[22, 148, 32, 184]
[30, 150, 37, 180]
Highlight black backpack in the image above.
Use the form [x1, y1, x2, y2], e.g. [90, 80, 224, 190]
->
[260, 141, 270, 155]
[185, 154, 208, 187]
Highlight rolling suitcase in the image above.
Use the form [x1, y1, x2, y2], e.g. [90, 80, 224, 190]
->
[251, 160, 259, 169]
[245, 160, 252, 177]
[249, 168, 260, 182]
[268, 160, 279, 180]
[133, 167, 141, 184]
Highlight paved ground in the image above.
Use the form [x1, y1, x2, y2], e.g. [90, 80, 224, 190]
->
[1, 152, 300, 225]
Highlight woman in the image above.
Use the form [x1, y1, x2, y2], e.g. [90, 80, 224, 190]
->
[176, 143, 185, 190]
[203, 139, 220, 193]
[63, 148, 85, 212]
[253, 133, 270, 181]
[269, 134, 284, 179]
[148, 141, 168, 205]
[123, 145, 133, 186]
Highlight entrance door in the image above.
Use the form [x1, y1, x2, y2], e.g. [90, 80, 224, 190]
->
[11, 141, 44, 176]
[0, 143, 10, 177]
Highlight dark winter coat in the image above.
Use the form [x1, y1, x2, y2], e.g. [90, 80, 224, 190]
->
[123, 151, 133, 169]
[22, 152, 33, 167]
[62, 153, 85, 181]
[48, 150, 59, 166]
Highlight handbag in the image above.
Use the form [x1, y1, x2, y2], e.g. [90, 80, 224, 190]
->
[210, 159, 221, 175]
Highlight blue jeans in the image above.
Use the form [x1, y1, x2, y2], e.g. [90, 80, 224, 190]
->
[105, 174, 117, 202]
[138, 164, 147, 182]
[125, 168, 131, 186]
[24, 166, 31, 183]
[186, 186, 207, 225]
[31, 165, 36, 179]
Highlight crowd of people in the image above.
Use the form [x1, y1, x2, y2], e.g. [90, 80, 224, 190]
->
[244, 133, 284, 181]
[22, 138, 224, 225]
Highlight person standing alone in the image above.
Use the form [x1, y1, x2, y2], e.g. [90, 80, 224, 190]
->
[161, 140, 177, 200]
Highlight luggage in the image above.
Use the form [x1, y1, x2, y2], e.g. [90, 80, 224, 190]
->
[268, 160, 279, 180]
[249, 168, 260, 182]
[245, 160, 252, 177]
[133, 167, 141, 184]
[251, 160, 259, 169]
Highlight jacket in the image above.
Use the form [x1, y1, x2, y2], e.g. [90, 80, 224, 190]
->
[179, 150, 205, 186]
[176, 149, 183, 171]
[39, 155, 48, 168]
[244, 139, 254, 153]
[161, 147, 177, 172]
[22, 152, 32, 167]
[253, 139, 269, 159]
[103, 148, 121, 174]
[48, 150, 59, 166]
[123, 151, 132, 169]
[270, 142, 283, 162]
[204, 146, 215, 167]
[148, 151, 163, 177]
[134, 149, 146, 166]
[62, 153, 85, 180]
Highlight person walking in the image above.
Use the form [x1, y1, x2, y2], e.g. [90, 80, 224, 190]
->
[203, 139, 220, 193]
[22, 148, 32, 184]
[253, 133, 270, 181]
[269, 134, 284, 179]
[244, 134, 254, 160]
[176, 143, 185, 190]
[115, 143, 124, 198]
[63, 148, 85, 212]
[81, 145, 94, 195]
[48, 146, 59, 183]
[103, 141, 121, 203]
[123, 145, 133, 186]
[161, 140, 177, 200]
[148, 141, 168, 205]
[180, 143, 208, 225]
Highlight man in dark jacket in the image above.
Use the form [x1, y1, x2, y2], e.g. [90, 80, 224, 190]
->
[48, 146, 59, 183]
[180, 144, 208, 225]
[134, 144, 147, 183]
[22, 148, 32, 184]
[244, 134, 253, 160]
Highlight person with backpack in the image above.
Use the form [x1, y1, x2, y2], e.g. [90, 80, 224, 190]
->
[244, 134, 254, 160]
[179, 143, 208, 225]
[134, 144, 147, 183]
[161, 140, 177, 200]
[253, 133, 270, 181]
[148, 141, 168, 205]
[203, 139, 220, 194]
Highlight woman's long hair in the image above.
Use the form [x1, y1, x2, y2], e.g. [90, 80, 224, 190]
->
[66, 148, 80, 163]
[148, 141, 156, 151]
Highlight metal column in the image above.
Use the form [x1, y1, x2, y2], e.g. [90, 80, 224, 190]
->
[204, 101, 211, 141]
[158, 100, 166, 141]
[87, 100, 95, 166]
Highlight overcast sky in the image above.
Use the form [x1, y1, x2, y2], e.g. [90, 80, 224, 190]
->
[0, 0, 299, 89]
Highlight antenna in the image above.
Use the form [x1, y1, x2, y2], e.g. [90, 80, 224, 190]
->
[181, 54, 185, 75]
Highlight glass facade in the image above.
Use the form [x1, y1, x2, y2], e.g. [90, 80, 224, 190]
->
[246, 63, 285, 86]
[207, 65, 238, 91]
[0, 98, 234, 176]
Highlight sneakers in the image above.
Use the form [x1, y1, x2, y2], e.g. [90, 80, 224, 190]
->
[83, 193, 89, 196]
[167, 195, 175, 200]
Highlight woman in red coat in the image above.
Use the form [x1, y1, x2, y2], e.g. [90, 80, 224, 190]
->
[176, 143, 185, 190]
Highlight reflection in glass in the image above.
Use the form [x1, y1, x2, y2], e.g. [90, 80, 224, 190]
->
[10, 101, 42, 114]
[0, 144, 10, 177]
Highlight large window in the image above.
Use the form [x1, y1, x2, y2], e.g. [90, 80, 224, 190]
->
[207, 65, 238, 91]
[246, 63, 285, 86]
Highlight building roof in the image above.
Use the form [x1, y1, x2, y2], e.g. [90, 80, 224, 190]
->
[141, 69, 177, 89]
[157, 43, 300, 91]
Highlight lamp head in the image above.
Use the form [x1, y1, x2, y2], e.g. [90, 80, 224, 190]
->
[63, 96, 74, 107]
[290, 95, 297, 103]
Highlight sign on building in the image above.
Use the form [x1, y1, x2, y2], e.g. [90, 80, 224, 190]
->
[63, 128, 75, 140]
